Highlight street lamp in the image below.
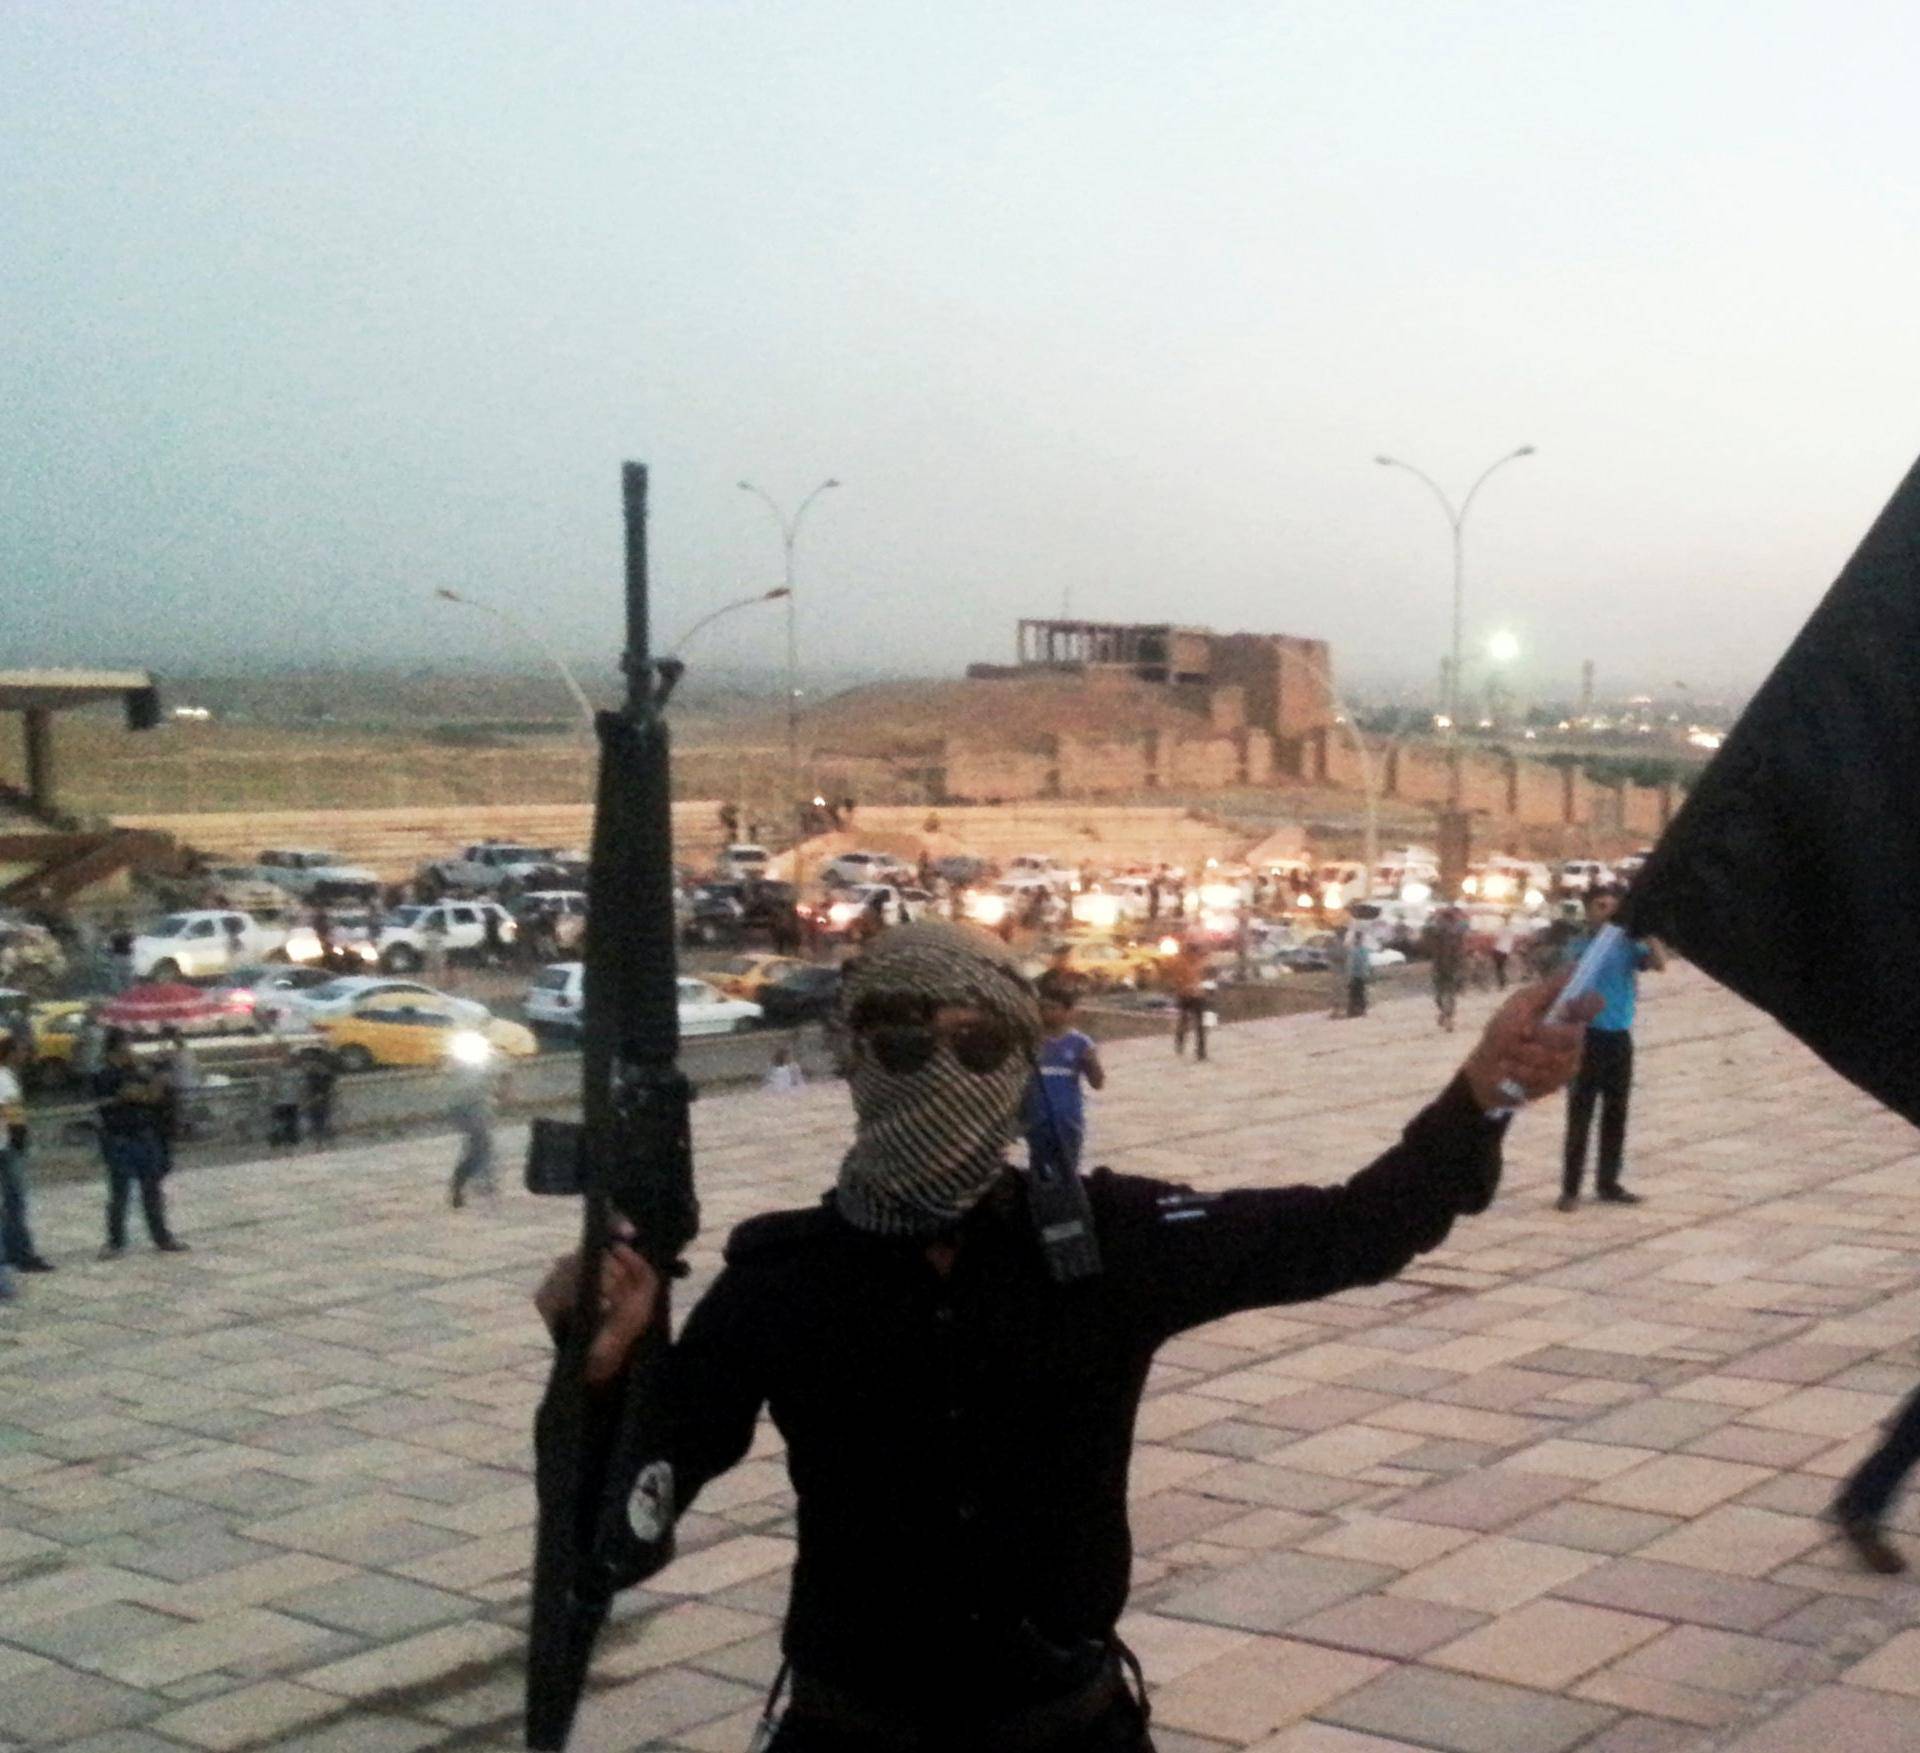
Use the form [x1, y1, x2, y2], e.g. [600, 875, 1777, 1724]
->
[1373, 446, 1536, 740]
[434, 587, 597, 734]
[665, 586, 791, 657]
[737, 478, 841, 828]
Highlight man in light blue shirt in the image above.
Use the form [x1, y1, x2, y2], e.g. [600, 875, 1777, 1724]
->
[1557, 888, 1665, 1210]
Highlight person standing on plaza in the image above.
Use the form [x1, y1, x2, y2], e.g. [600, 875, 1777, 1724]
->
[534, 923, 1596, 1752]
[94, 1032, 186, 1259]
[1024, 973, 1105, 1178]
[1167, 936, 1211, 1060]
[302, 1053, 338, 1145]
[1345, 929, 1374, 1019]
[107, 917, 136, 993]
[0, 1037, 52, 1279]
[1556, 886, 1666, 1211]
[424, 909, 450, 985]
[267, 1045, 304, 1146]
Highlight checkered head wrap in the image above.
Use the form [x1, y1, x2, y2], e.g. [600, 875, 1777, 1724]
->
[835, 921, 1043, 1236]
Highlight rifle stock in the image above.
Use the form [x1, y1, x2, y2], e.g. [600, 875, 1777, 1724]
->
[525, 463, 700, 1749]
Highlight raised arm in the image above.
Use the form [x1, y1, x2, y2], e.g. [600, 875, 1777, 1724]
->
[1111, 981, 1594, 1342]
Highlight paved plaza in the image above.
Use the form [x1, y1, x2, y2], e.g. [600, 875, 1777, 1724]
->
[8, 968, 1920, 1751]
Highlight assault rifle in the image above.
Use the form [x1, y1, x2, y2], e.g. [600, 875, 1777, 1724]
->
[523, 463, 699, 1749]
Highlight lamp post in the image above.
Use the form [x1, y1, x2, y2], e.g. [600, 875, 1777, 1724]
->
[433, 588, 597, 735]
[737, 478, 841, 831]
[1373, 447, 1536, 740]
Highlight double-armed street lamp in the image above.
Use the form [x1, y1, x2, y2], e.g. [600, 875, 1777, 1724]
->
[1373, 446, 1536, 736]
[737, 478, 841, 829]
[434, 585, 789, 739]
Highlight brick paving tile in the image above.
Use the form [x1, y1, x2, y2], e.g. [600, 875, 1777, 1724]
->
[1503, 1502, 1680, 1556]
[1286, 1593, 1487, 1659]
[1630, 1504, 1829, 1577]
[1158, 1550, 1395, 1634]
[1245, 1726, 1430, 1752]
[1320, 1664, 1617, 1753]
[1425, 1597, 1665, 1689]
[1388, 1537, 1600, 1614]
[1842, 1626, 1920, 1697]
[1717, 1681, 1920, 1750]
[149, 1679, 344, 1751]
[1386, 1468, 1582, 1531]
[1550, 1556, 1812, 1629]
[1149, 1636, 1387, 1742]
[1585, 1453, 1776, 1516]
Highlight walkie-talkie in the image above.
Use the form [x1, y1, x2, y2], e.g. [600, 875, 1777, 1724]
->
[1025, 1063, 1102, 1283]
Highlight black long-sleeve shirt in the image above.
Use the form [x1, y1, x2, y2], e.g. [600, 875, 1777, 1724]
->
[660, 1075, 1505, 1712]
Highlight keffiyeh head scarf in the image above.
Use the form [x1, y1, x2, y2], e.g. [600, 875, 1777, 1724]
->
[835, 921, 1043, 1236]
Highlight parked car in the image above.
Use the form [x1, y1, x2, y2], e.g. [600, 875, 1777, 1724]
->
[820, 850, 907, 888]
[421, 843, 564, 893]
[132, 911, 286, 980]
[1026, 937, 1163, 990]
[823, 883, 925, 935]
[372, 901, 517, 971]
[319, 995, 536, 1072]
[252, 848, 382, 900]
[713, 953, 808, 1002]
[274, 975, 491, 1027]
[523, 964, 761, 1037]
[281, 912, 382, 968]
[756, 964, 844, 1028]
[1004, 854, 1075, 892]
[1557, 859, 1615, 897]
[1462, 858, 1552, 909]
[510, 890, 589, 952]
[208, 963, 341, 1028]
[717, 843, 773, 881]
[682, 885, 747, 947]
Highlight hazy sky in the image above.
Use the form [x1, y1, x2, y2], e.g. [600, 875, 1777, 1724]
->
[7, 2, 1920, 701]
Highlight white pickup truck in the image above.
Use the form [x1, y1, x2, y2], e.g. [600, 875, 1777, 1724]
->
[372, 901, 518, 971]
[421, 843, 569, 893]
[251, 848, 381, 900]
[132, 910, 288, 980]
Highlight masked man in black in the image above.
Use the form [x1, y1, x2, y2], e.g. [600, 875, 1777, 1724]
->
[537, 922, 1594, 1752]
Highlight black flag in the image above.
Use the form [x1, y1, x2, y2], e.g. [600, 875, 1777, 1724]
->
[1626, 454, 1920, 1125]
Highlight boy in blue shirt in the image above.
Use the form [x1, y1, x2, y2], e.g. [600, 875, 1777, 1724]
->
[1557, 887, 1665, 1210]
[1024, 973, 1106, 1177]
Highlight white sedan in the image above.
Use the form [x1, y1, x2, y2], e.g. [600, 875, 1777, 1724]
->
[272, 975, 492, 1027]
[523, 965, 761, 1037]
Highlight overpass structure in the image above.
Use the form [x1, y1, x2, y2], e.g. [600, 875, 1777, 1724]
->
[0, 669, 177, 908]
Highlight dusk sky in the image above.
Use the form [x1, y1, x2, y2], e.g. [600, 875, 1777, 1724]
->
[7, 2, 1920, 701]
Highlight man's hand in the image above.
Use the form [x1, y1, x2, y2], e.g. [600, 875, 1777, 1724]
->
[1462, 978, 1600, 1112]
[533, 1232, 663, 1388]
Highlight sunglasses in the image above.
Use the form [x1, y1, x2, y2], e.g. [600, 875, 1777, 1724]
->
[847, 993, 1021, 1076]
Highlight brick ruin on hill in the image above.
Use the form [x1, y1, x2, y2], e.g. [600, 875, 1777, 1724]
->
[799, 620, 1672, 844]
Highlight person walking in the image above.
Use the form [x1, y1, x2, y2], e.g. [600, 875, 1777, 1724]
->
[448, 1055, 499, 1208]
[1556, 887, 1666, 1211]
[1491, 915, 1517, 990]
[158, 1026, 201, 1174]
[94, 1032, 187, 1259]
[267, 1046, 304, 1146]
[1429, 906, 1469, 1033]
[0, 1037, 52, 1281]
[1834, 1390, 1920, 1573]
[534, 922, 1595, 1753]
[1167, 937, 1211, 1061]
[1024, 973, 1105, 1178]
[107, 918, 136, 993]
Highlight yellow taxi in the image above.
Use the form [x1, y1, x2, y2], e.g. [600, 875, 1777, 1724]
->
[712, 953, 807, 1002]
[1033, 936, 1165, 991]
[1, 999, 91, 1090]
[318, 995, 537, 1072]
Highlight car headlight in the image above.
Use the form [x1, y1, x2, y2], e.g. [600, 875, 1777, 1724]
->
[447, 1031, 494, 1066]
